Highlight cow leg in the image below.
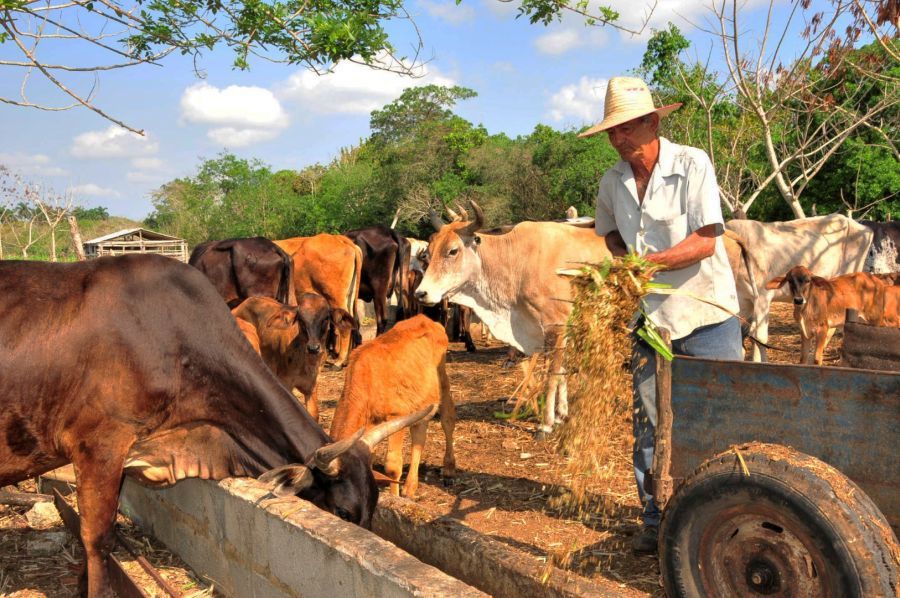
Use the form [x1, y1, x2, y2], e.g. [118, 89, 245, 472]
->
[438, 360, 456, 483]
[72, 434, 132, 598]
[374, 294, 387, 336]
[304, 387, 319, 422]
[799, 332, 813, 364]
[751, 299, 771, 362]
[384, 428, 407, 497]
[401, 422, 428, 498]
[815, 327, 837, 365]
[549, 336, 568, 424]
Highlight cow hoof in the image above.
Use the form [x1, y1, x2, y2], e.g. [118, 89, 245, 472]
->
[501, 359, 517, 369]
[442, 477, 454, 488]
[534, 429, 552, 441]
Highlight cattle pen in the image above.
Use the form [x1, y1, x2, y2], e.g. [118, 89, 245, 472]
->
[0, 303, 895, 597]
[83, 228, 189, 262]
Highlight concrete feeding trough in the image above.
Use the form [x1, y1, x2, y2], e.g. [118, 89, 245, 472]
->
[116, 476, 630, 597]
[42, 466, 629, 597]
[118, 478, 484, 598]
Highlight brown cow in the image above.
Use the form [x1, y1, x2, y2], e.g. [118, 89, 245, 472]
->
[232, 294, 354, 420]
[0, 255, 433, 596]
[275, 234, 362, 367]
[330, 315, 455, 498]
[766, 266, 891, 364]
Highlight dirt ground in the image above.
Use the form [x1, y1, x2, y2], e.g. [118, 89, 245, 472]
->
[316, 302, 828, 597]
[0, 303, 830, 597]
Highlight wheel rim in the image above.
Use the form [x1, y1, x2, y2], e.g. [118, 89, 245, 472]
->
[696, 504, 842, 597]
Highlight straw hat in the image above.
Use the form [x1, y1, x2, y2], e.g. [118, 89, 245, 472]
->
[578, 76, 681, 138]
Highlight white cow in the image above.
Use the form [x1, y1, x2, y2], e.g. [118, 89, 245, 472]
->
[415, 201, 611, 436]
[725, 215, 877, 361]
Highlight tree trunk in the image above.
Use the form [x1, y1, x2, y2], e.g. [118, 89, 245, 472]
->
[49, 228, 57, 262]
[68, 215, 86, 261]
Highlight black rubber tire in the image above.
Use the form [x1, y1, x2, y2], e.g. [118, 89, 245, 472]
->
[660, 443, 899, 597]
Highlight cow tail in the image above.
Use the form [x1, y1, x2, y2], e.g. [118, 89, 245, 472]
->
[349, 244, 363, 347]
[275, 244, 296, 306]
[726, 229, 760, 337]
[395, 233, 411, 319]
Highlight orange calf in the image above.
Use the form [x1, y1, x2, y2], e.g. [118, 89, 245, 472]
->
[232, 294, 353, 420]
[767, 266, 888, 365]
[330, 315, 455, 497]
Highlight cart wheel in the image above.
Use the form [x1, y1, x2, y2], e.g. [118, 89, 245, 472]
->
[659, 443, 899, 597]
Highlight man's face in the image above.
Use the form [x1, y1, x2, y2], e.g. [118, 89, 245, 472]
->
[607, 114, 659, 162]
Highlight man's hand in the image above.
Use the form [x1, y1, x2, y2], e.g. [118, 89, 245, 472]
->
[644, 224, 719, 270]
[604, 230, 628, 257]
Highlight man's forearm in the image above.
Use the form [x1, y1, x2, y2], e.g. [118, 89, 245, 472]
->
[604, 230, 628, 257]
[645, 224, 718, 270]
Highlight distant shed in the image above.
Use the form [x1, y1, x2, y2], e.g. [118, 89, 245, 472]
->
[83, 228, 189, 262]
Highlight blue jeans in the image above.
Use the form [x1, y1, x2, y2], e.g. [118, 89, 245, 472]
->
[632, 317, 743, 526]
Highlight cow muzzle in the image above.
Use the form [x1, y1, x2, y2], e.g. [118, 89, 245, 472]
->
[793, 298, 806, 306]
[307, 343, 321, 354]
[415, 289, 439, 306]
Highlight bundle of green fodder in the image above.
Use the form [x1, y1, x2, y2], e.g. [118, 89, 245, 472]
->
[553, 253, 667, 516]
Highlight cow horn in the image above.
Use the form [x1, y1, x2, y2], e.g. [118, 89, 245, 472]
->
[459, 200, 484, 236]
[455, 202, 470, 221]
[445, 204, 460, 222]
[314, 427, 364, 476]
[360, 404, 438, 450]
[429, 208, 446, 231]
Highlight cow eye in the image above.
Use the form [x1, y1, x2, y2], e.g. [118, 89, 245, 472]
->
[335, 508, 352, 522]
[448, 248, 459, 257]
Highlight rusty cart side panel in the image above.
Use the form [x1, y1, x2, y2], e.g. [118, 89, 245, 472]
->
[661, 356, 900, 531]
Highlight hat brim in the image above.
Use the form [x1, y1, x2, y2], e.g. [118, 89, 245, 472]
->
[577, 103, 682, 138]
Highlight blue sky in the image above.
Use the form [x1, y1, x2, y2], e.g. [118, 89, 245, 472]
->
[0, 0, 792, 219]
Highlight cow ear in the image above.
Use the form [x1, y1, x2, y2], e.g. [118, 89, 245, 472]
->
[766, 276, 786, 290]
[266, 308, 297, 330]
[259, 464, 315, 497]
[332, 308, 355, 332]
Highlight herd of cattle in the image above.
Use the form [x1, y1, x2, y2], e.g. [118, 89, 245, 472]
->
[0, 202, 897, 596]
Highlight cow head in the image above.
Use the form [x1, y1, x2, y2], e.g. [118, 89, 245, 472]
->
[259, 404, 437, 527]
[766, 265, 813, 306]
[417, 200, 485, 306]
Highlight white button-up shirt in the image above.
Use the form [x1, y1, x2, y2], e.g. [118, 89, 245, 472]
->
[595, 137, 739, 340]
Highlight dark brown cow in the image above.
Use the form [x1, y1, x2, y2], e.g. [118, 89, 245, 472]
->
[189, 237, 295, 308]
[344, 226, 411, 335]
[0, 255, 431, 596]
[232, 294, 354, 420]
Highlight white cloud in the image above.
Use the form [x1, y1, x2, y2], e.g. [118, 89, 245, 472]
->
[69, 183, 121, 198]
[419, 0, 476, 24]
[547, 76, 608, 123]
[71, 126, 159, 159]
[181, 83, 288, 129]
[535, 30, 582, 55]
[206, 127, 282, 147]
[534, 27, 608, 55]
[0, 152, 67, 176]
[180, 83, 290, 148]
[278, 53, 456, 115]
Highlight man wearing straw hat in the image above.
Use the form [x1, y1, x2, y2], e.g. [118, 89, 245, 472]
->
[580, 76, 743, 554]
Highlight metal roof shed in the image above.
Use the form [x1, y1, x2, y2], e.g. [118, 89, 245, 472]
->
[83, 228, 189, 262]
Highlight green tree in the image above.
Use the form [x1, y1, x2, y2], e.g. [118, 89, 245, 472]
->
[3, 0, 424, 133]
